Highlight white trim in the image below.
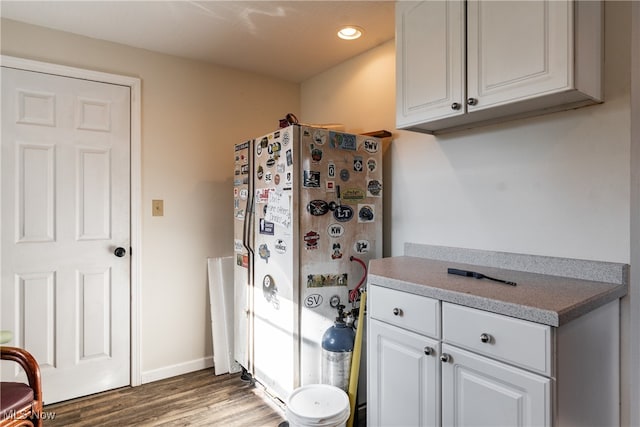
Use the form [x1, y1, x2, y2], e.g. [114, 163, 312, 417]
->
[141, 356, 214, 384]
[0, 55, 143, 387]
[630, 3, 640, 426]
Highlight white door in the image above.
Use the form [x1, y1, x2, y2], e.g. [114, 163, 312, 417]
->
[1, 67, 131, 404]
[441, 344, 551, 427]
[368, 319, 440, 427]
[395, 0, 465, 127]
[466, 0, 572, 111]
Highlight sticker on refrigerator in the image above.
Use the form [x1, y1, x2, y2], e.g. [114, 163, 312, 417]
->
[331, 243, 343, 260]
[255, 188, 273, 204]
[341, 188, 366, 203]
[264, 171, 273, 183]
[328, 161, 336, 178]
[363, 138, 380, 153]
[274, 174, 280, 185]
[268, 142, 281, 159]
[286, 149, 293, 166]
[265, 190, 292, 228]
[307, 273, 348, 288]
[262, 274, 279, 308]
[236, 141, 250, 152]
[303, 170, 320, 188]
[258, 244, 271, 263]
[234, 239, 244, 253]
[367, 179, 383, 197]
[307, 200, 329, 216]
[257, 165, 264, 180]
[283, 131, 290, 145]
[330, 132, 356, 150]
[327, 223, 345, 238]
[236, 253, 248, 268]
[277, 163, 285, 173]
[333, 205, 354, 222]
[353, 156, 364, 173]
[274, 239, 287, 254]
[354, 240, 370, 254]
[367, 158, 377, 173]
[304, 294, 323, 308]
[256, 144, 263, 157]
[357, 204, 375, 223]
[310, 145, 323, 162]
[326, 181, 335, 192]
[304, 231, 320, 250]
[266, 158, 276, 168]
[313, 130, 327, 145]
[259, 218, 275, 235]
[235, 209, 245, 220]
[339, 169, 350, 182]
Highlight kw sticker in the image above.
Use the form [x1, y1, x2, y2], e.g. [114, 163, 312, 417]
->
[327, 223, 345, 238]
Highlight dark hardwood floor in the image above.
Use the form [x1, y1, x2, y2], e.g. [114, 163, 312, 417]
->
[42, 369, 286, 426]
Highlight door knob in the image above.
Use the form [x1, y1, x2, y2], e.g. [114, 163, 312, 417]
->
[467, 97, 478, 106]
[114, 247, 127, 257]
[424, 346, 433, 356]
[451, 102, 461, 110]
[440, 353, 451, 363]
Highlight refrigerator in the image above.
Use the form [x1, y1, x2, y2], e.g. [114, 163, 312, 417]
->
[233, 124, 382, 403]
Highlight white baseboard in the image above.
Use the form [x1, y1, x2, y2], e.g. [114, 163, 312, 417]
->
[141, 356, 214, 384]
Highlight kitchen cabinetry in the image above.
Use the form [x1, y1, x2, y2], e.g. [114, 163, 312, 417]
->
[367, 284, 620, 426]
[396, 0, 603, 134]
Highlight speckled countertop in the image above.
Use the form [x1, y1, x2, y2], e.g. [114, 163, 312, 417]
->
[368, 256, 628, 327]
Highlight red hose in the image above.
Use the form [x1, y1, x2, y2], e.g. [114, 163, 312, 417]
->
[349, 256, 367, 303]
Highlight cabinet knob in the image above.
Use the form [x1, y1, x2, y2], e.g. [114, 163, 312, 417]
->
[451, 102, 461, 110]
[440, 353, 451, 363]
[424, 346, 433, 356]
[392, 307, 403, 316]
[467, 97, 478, 106]
[480, 333, 492, 343]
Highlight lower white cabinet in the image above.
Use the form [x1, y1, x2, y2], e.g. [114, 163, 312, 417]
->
[368, 319, 440, 427]
[367, 284, 620, 427]
[441, 344, 550, 427]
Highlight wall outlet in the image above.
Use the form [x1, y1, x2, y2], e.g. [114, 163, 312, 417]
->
[152, 199, 164, 216]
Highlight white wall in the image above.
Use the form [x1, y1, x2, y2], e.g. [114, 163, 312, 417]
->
[1, 18, 300, 378]
[302, 3, 631, 265]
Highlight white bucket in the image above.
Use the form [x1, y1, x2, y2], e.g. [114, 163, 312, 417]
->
[286, 384, 350, 427]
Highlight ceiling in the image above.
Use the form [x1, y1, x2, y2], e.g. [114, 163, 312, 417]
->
[1, 1, 396, 82]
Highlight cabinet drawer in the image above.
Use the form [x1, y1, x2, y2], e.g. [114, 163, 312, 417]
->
[369, 285, 440, 338]
[442, 303, 552, 375]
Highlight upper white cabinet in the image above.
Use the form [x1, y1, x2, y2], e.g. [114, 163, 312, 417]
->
[396, 0, 603, 134]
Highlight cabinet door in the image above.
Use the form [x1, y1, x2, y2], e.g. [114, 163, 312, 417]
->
[467, 0, 572, 111]
[368, 318, 439, 427]
[441, 344, 551, 427]
[396, 0, 465, 128]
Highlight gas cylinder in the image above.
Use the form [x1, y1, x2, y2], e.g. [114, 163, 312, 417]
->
[321, 306, 355, 392]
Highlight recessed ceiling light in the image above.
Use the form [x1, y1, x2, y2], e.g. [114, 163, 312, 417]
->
[337, 26, 363, 40]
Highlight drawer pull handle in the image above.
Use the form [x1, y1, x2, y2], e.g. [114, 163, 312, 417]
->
[451, 102, 461, 110]
[480, 333, 492, 343]
[424, 346, 433, 356]
[392, 307, 403, 316]
[467, 97, 478, 106]
[440, 353, 451, 363]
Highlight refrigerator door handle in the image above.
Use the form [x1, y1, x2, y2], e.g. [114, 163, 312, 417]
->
[243, 190, 255, 256]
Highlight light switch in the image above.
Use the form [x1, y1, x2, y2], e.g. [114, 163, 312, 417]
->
[152, 199, 164, 216]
